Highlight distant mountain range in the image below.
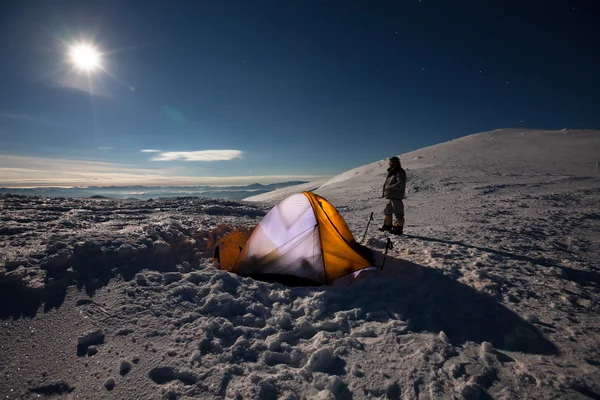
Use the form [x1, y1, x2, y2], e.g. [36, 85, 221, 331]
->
[0, 181, 308, 201]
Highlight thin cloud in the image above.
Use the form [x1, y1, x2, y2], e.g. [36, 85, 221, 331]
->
[0, 112, 50, 124]
[151, 150, 243, 162]
[141, 149, 161, 153]
[55, 71, 112, 97]
[97, 146, 113, 150]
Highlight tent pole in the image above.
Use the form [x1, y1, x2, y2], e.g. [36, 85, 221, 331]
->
[214, 245, 221, 268]
[233, 246, 243, 266]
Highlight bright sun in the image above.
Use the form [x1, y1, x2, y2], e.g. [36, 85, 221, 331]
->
[69, 43, 101, 72]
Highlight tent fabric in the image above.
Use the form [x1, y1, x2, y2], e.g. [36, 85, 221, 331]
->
[217, 191, 372, 285]
[304, 192, 372, 283]
[235, 193, 325, 283]
[215, 229, 253, 272]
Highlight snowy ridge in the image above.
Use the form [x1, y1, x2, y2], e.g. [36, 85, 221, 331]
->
[245, 128, 600, 203]
[1, 128, 600, 399]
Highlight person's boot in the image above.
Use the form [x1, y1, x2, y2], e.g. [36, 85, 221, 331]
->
[391, 216, 405, 235]
[391, 226, 403, 235]
[379, 215, 393, 232]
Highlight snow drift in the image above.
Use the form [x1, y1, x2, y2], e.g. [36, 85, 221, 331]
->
[1, 128, 599, 399]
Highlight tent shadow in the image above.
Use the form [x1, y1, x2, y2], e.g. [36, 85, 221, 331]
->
[0, 281, 69, 319]
[329, 255, 558, 355]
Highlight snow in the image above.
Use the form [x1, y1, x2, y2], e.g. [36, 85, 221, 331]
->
[1, 128, 600, 399]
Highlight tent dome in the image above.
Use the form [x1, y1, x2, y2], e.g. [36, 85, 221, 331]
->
[215, 192, 373, 285]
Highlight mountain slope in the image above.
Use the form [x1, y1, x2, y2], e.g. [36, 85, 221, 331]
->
[245, 129, 600, 203]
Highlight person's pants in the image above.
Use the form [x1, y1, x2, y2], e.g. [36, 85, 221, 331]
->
[384, 199, 404, 227]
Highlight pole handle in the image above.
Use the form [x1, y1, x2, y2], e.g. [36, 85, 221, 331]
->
[380, 237, 393, 270]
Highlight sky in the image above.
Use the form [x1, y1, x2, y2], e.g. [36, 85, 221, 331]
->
[0, 0, 599, 187]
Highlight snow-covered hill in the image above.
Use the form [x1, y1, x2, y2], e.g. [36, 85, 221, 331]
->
[1, 129, 599, 399]
[244, 129, 600, 203]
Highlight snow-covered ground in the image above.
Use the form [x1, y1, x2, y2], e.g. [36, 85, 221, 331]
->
[1, 129, 599, 399]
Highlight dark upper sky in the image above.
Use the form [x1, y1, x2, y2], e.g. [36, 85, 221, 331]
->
[0, 0, 598, 186]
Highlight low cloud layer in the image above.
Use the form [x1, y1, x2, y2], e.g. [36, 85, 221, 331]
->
[150, 150, 243, 162]
[0, 154, 323, 187]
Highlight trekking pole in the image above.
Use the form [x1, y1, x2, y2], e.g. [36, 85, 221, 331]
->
[361, 212, 374, 243]
[380, 238, 393, 270]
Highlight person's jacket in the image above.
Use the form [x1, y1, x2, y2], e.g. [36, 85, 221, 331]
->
[383, 167, 406, 199]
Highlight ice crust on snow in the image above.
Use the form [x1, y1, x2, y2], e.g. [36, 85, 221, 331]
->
[0, 129, 599, 399]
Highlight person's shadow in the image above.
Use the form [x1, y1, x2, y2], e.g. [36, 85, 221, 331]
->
[403, 234, 600, 289]
[325, 254, 558, 355]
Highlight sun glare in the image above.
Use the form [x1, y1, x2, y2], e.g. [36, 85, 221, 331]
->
[69, 43, 101, 72]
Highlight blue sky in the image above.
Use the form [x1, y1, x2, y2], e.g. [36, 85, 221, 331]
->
[0, 0, 598, 187]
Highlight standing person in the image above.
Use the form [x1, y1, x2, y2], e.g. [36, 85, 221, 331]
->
[380, 156, 406, 234]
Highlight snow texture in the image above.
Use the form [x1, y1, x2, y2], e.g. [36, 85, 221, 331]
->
[1, 128, 599, 399]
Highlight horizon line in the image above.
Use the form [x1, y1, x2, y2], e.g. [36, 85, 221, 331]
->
[0, 176, 331, 189]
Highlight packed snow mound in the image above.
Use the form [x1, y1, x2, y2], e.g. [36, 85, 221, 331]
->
[245, 129, 600, 202]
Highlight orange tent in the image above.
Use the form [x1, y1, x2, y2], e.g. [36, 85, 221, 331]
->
[216, 192, 373, 285]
